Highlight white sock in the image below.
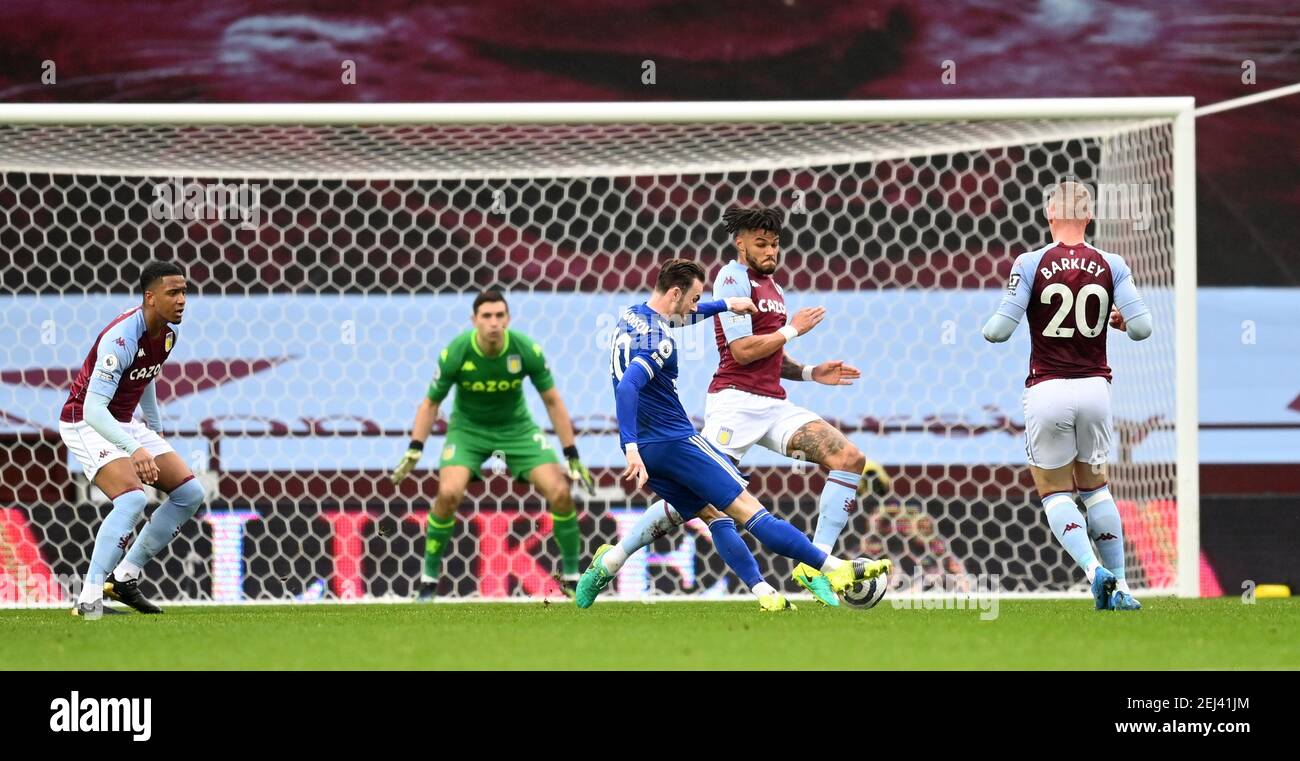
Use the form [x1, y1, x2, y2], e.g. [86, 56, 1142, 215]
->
[601, 545, 629, 573]
[1115, 579, 1132, 594]
[813, 542, 832, 553]
[618, 500, 682, 556]
[113, 558, 143, 582]
[77, 575, 104, 605]
[818, 556, 843, 574]
[752, 581, 777, 598]
[1043, 492, 1101, 581]
[420, 574, 436, 584]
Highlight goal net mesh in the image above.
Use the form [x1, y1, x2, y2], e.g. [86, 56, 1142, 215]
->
[0, 113, 1178, 604]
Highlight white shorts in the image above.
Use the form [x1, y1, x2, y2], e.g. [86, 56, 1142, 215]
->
[1021, 376, 1113, 470]
[700, 388, 822, 461]
[59, 418, 174, 482]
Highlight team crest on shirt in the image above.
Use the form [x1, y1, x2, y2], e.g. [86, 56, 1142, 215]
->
[716, 427, 733, 446]
[164, 332, 174, 352]
[507, 355, 522, 374]
[442, 445, 455, 459]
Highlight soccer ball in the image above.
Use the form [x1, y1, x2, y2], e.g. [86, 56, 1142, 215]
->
[837, 557, 890, 609]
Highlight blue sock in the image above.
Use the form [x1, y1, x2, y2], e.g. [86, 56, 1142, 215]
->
[619, 500, 682, 556]
[81, 488, 148, 602]
[122, 478, 205, 576]
[744, 509, 827, 569]
[813, 469, 860, 551]
[707, 517, 764, 590]
[1043, 491, 1100, 581]
[1082, 484, 1127, 585]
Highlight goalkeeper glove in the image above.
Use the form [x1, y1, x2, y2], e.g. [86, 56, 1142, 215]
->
[390, 440, 424, 484]
[564, 445, 596, 496]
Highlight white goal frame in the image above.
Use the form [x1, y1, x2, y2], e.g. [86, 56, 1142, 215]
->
[0, 98, 1199, 601]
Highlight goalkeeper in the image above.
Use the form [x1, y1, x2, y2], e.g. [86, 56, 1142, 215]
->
[390, 290, 596, 600]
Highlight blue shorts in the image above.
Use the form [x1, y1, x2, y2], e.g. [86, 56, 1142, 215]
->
[639, 434, 748, 519]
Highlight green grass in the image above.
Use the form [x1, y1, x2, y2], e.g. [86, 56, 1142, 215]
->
[4, 598, 1297, 670]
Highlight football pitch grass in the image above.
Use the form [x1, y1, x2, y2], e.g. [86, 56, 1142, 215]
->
[4, 598, 1297, 670]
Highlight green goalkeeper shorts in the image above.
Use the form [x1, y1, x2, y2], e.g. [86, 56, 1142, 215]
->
[437, 422, 561, 482]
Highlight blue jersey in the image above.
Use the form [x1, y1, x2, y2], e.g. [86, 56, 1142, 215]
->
[609, 300, 727, 447]
[610, 298, 749, 517]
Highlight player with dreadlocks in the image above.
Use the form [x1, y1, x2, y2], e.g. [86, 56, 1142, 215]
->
[577, 205, 892, 610]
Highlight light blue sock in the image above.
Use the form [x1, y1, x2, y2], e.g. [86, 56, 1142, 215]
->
[619, 500, 682, 556]
[744, 509, 828, 569]
[707, 517, 765, 591]
[1043, 492, 1100, 581]
[813, 469, 860, 551]
[122, 478, 205, 576]
[1082, 484, 1126, 585]
[80, 488, 148, 602]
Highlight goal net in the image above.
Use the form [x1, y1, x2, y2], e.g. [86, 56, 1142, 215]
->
[0, 100, 1198, 606]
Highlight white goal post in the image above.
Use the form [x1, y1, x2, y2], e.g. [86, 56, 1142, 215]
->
[0, 98, 1198, 605]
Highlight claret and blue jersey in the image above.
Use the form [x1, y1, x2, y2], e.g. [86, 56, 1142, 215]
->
[61, 306, 177, 426]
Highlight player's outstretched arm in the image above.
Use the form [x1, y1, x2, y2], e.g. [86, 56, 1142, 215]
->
[540, 387, 596, 495]
[391, 397, 440, 484]
[779, 353, 860, 385]
[717, 296, 757, 315]
[729, 305, 824, 365]
[667, 296, 757, 327]
[810, 359, 862, 386]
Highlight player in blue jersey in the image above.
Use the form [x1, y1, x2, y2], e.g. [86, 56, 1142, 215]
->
[577, 258, 890, 611]
[574, 207, 890, 609]
[59, 261, 204, 620]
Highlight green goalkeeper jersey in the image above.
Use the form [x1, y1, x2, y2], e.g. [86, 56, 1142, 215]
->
[426, 329, 555, 430]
